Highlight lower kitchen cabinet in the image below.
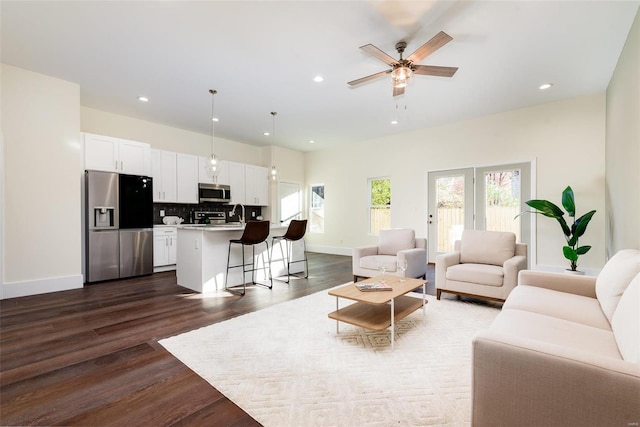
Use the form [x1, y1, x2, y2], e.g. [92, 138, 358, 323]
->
[153, 226, 177, 270]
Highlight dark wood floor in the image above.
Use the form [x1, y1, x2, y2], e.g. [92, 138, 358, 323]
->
[0, 254, 436, 426]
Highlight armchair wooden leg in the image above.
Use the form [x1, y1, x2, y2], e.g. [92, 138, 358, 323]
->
[436, 289, 442, 300]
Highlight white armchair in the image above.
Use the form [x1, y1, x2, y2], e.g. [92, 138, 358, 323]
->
[435, 230, 527, 302]
[352, 228, 427, 282]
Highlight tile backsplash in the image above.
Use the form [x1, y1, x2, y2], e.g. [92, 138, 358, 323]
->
[153, 202, 263, 224]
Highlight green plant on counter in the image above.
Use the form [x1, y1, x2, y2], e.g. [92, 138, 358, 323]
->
[517, 186, 596, 271]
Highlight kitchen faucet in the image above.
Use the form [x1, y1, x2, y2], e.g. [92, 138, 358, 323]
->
[231, 203, 246, 224]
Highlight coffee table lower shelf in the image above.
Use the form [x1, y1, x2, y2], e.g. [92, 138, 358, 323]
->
[328, 295, 423, 331]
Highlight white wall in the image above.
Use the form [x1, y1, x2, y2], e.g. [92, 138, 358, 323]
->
[305, 94, 607, 271]
[606, 9, 640, 256]
[81, 107, 265, 166]
[1, 64, 83, 298]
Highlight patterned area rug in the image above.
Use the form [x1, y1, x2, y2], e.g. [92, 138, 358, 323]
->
[159, 287, 500, 426]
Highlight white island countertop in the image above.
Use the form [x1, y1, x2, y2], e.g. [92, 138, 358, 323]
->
[176, 224, 301, 293]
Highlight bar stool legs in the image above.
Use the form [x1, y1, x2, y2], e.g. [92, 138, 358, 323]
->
[272, 237, 309, 284]
[224, 220, 273, 296]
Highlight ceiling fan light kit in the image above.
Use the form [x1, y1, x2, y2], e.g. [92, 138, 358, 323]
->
[348, 31, 458, 97]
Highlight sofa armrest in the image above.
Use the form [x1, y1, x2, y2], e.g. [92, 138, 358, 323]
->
[518, 270, 597, 298]
[502, 255, 528, 295]
[435, 251, 460, 288]
[352, 246, 378, 272]
[472, 330, 640, 427]
[398, 248, 427, 278]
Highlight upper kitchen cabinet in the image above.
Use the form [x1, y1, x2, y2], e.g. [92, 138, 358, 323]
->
[228, 161, 246, 204]
[176, 153, 198, 204]
[198, 157, 230, 185]
[245, 164, 269, 206]
[151, 149, 177, 202]
[84, 133, 150, 176]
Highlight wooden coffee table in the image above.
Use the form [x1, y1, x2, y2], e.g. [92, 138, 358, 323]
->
[328, 275, 427, 350]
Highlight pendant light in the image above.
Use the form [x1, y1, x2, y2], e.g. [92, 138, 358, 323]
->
[208, 89, 218, 176]
[270, 111, 278, 181]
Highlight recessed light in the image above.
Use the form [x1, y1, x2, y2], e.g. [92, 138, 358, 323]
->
[137, 96, 149, 102]
[313, 75, 324, 83]
[264, 132, 270, 136]
[309, 140, 315, 144]
[391, 120, 398, 125]
[539, 83, 553, 90]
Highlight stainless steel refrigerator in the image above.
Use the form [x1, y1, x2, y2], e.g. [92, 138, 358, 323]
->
[85, 170, 154, 283]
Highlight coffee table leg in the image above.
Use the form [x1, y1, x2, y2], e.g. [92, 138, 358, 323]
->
[391, 298, 395, 351]
[422, 282, 426, 321]
[335, 296, 339, 334]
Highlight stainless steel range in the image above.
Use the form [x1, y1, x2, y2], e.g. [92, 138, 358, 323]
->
[193, 211, 226, 225]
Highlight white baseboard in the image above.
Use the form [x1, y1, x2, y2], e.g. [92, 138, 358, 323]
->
[307, 245, 352, 257]
[1, 274, 84, 299]
[154, 265, 177, 273]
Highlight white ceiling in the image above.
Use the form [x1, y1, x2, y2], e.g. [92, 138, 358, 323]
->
[2, 1, 638, 152]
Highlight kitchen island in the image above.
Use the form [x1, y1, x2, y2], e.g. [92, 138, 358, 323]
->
[176, 224, 303, 293]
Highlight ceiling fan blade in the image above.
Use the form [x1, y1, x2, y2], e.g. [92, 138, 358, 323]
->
[393, 86, 405, 97]
[360, 44, 398, 66]
[406, 31, 453, 64]
[413, 65, 458, 78]
[347, 69, 391, 86]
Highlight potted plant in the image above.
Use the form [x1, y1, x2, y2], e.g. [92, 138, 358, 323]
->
[517, 186, 596, 272]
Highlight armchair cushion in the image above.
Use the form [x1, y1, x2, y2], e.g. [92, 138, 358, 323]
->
[611, 273, 639, 363]
[595, 249, 640, 323]
[459, 230, 515, 266]
[446, 263, 504, 287]
[359, 255, 397, 272]
[378, 228, 415, 256]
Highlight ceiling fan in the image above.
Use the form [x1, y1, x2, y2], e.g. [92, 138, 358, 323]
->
[348, 31, 458, 97]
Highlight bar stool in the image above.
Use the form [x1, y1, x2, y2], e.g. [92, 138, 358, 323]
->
[272, 219, 308, 283]
[225, 220, 272, 296]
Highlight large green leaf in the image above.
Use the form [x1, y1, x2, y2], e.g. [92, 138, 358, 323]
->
[576, 245, 592, 255]
[574, 210, 596, 237]
[561, 186, 575, 217]
[568, 234, 578, 247]
[525, 199, 564, 218]
[557, 215, 571, 237]
[563, 246, 578, 261]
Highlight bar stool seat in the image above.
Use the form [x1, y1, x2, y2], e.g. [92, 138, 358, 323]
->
[225, 220, 272, 296]
[272, 219, 308, 283]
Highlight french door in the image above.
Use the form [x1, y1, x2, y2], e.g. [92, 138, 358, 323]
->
[427, 162, 531, 263]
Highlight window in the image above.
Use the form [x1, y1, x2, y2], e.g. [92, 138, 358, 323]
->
[369, 177, 391, 234]
[310, 185, 325, 233]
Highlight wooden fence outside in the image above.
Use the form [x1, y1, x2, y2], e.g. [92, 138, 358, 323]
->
[437, 207, 520, 252]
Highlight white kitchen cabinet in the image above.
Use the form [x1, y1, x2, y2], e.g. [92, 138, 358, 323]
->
[245, 164, 269, 206]
[153, 226, 177, 269]
[228, 161, 246, 204]
[176, 153, 199, 203]
[151, 149, 177, 202]
[84, 133, 150, 175]
[198, 157, 230, 185]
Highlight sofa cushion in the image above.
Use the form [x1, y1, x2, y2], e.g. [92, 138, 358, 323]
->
[503, 285, 610, 330]
[378, 229, 415, 256]
[611, 273, 639, 363]
[360, 255, 397, 272]
[490, 308, 622, 359]
[459, 230, 515, 266]
[446, 263, 504, 287]
[595, 249, 640, 323]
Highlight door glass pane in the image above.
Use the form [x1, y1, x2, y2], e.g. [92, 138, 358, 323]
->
[278, 182, 301, 226]
[484, 169, 521, 241]
[310, 185, 324, 233]
[436, 176, 465, 252]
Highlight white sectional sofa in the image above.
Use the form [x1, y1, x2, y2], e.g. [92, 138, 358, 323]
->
[472, 249, 640, 426]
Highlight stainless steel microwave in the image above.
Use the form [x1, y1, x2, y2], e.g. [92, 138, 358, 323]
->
[198, 183, 231, 203]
